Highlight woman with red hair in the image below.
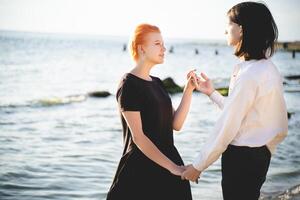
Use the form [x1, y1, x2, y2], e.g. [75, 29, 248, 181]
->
[106, 24, 193, 199]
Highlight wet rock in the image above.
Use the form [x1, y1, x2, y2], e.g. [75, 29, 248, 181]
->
[162, 77, 183, 94]
[88, 91, 111, 98]
[287, 112, 294, 119]
[216, 87, 229, 96]
[285, 75, 300, 80]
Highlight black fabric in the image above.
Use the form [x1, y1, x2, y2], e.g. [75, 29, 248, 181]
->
[221, 144, 271, 200]
[107, 73, 192, 200]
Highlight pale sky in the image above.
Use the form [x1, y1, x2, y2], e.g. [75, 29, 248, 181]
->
[0, 0, 299, 41]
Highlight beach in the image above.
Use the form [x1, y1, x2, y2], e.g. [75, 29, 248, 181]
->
[0, 30, 299, 200]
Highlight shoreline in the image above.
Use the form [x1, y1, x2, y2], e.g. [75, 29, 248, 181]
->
[277, 41, 300, 52]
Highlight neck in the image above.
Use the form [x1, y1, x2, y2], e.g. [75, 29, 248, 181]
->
[130, 60, 155, 80]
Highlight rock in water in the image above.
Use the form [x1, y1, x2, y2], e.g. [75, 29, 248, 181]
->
[162, 77, 183, 94]
[88, 91, 111, 98]
[287, 112, 294, 119]
[285, 75, 300, 80]
[216, 87, 229, 96]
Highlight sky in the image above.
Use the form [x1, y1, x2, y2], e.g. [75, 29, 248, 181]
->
[0, 0, 299, 41]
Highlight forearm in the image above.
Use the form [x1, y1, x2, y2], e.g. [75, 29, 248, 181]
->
[134, 133, 176, 172]
[193, 133, 231, 171]
[173, 88, 193, 131]
[209, 90, 225, 109]
[194, 78, 257, 171]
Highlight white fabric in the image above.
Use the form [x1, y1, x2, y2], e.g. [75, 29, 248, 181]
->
[193, 59, 288, 171]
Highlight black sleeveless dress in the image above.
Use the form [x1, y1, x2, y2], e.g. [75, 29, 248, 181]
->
[107, 73, 192, 200]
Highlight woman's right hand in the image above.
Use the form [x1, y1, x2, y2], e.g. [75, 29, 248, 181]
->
[196, 72, 215, 96]
[187, 71, 215, 96]
[169, 164, 186, 176]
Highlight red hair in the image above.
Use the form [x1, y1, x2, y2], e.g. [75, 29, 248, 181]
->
[130, 24, 160, 61]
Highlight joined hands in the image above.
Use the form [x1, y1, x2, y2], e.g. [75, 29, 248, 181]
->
[186, 69, 215, 96]
[170, 164, 201, 184]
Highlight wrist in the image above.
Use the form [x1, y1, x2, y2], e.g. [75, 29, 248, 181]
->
[192, 164, 202, 172]
[184, 86, 194, 93]
[206, 89, 215, 96]
[167, 162, 178, 172]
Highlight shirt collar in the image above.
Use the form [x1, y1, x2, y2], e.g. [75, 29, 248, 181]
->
[237, 59, 258, 69]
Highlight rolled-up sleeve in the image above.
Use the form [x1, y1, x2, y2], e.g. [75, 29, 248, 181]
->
[209, 90, 226, 110]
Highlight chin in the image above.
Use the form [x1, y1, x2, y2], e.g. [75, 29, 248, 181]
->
[153, 58, 164, 64]
[157, 59, 164, 64]
[227, 40, 234, 46]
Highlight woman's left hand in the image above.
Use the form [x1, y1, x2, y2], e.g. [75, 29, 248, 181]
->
[184, 69, 198, 92]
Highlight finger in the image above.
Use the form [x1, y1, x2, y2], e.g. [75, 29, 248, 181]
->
[181, 171, 186, 180]
[190, 73, 197, 81]
[192, 76, 199, 88]
[192, 79, 199, 87]
[190, 77, 196, 84]
[195, 76, 202, 83]
[194, 73, 200, 79]
[187, 71, 194, 78]
[201, 72, 209, 81]
[181, 174, 185, 180]
[200, 72, 209, 81]
[187, 69, 196, 79]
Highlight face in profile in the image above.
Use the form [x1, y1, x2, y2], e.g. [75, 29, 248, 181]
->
[225, 17, 242, 47]
[141, 32, 166, 64]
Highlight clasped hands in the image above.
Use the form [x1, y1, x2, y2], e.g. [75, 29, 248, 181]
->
[182, 164, 201, 184]
[169, 164, 201, 183]
[185, 69, 215, 96]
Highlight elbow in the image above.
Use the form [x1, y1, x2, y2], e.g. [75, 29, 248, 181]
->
[280, 125, 288, 139]
[281, 129, 288, 139]
[173, 123, 182, 132]
[173, 127, 181, 132]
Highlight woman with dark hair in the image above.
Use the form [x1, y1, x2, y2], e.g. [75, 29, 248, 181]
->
[182, 2, 288, 200]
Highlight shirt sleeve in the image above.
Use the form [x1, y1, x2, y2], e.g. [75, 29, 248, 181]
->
[193, 77, 257, 171]
[117, 80, 142, 112]
[209, 90, 226, 109]
[266, 88, 288, 154]
[267, 129, 288, 154]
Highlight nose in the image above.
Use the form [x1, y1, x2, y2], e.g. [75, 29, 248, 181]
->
[224, 30, 228, 35]
[163, 45, 166, 52]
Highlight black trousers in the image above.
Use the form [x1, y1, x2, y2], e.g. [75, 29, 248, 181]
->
[221, 145, 271, 200]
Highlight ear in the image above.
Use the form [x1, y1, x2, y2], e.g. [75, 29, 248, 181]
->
[239, 25, 243, 36]
[137, 45, 144, 55]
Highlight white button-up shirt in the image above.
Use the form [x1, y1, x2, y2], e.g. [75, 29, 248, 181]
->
[193, 59, 288, 172]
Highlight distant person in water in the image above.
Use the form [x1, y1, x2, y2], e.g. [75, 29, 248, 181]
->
[106, 24, 195, 200]
[182, 2, 288, 200]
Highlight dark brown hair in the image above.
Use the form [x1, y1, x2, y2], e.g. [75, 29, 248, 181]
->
[227, 1, 278, 60]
